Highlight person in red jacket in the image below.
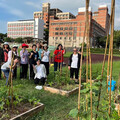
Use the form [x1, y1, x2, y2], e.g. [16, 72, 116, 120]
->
[3, 42, 11, 62]
[53, 44, 65, 71]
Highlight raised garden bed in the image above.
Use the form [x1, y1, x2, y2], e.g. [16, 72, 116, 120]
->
[0, 102, 44, 120]
[44, 84, 82, 97]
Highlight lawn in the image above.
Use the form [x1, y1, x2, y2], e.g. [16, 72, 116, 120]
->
[1, 61, 120, 119]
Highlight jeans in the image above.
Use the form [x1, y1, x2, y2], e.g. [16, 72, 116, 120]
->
[54, 62, 63, 71]
[2, 69, 10, 85]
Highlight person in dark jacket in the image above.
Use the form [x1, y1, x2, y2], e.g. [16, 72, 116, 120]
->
[68, 48, 82, 83]
[0, 39, 4, 80]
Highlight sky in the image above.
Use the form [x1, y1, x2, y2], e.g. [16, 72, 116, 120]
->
[0, 0, 120, 33]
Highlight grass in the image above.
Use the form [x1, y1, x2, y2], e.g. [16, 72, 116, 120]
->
[1, 61, 120, 119]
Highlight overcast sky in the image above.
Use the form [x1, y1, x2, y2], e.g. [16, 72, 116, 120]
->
[0, 0, 120, 33]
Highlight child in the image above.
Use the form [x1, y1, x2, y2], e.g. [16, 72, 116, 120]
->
[1, 56, 20, 85]
[33, 59, 46, 85]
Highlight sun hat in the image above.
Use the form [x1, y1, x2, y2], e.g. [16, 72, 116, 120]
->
[43, 44, 48, 47]
[4, 42, 9, 45]
[22, 43, 29, 48]
[12, 45, 18, 48]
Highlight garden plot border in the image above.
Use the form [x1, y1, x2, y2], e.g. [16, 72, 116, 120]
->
[10, 102, 44, 120]
[43, 86, 82, 97]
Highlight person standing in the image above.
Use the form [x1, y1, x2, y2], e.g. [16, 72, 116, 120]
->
[29, 44, 39, 80]
[41, 44, 50, 75]
[20, 43, 29, 79]
[36, 42, 43, 60]
[53, 44, 65, 71]
[0, 39, 4, 80]
[8, 45, 19, 79]
[68, 48, 81, 83]
[3, 42, 11, 62]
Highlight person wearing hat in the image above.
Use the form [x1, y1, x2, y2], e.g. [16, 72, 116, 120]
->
[0, 39, 4, 80]
[3, 42, 11, 62]
[20, 43, 29, 79]
[8, 45, 19, 79]
[41, 44, 50, 75]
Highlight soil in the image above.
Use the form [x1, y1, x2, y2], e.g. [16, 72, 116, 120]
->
[0, 102, 37, 120]
[51, 54, 120, 65]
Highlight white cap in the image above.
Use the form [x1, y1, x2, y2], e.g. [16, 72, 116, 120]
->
[12, 45, 18, 48]
[43, 44, 48, 47]
[4, 42, 9, 45]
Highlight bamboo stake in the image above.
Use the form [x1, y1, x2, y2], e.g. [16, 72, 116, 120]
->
[95, 3, 114, 119]
[78, 0, 90, 120]
[85, 0, 93, 119]
[108, 0, 115, 115]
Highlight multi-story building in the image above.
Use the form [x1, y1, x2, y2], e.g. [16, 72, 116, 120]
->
[7, 18, 44, 39]
[49, 5, 110, 47]
[34, 3, 63, 28]
[56, 12, 76, 19]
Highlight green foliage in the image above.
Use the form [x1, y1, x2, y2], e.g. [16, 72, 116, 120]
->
[14, 37, 23, 43]
[69, 108, 78, 118]
[4, 37, 13, 42]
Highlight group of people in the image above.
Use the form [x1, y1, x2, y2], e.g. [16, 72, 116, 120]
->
[0, 39, 82, 85]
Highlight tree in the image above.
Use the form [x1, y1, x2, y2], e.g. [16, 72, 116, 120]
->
[15, 37, 23, 43]
[44, 28, 49, 43]
[4, 37, 12, 42]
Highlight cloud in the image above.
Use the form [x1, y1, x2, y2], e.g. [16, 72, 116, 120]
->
[25, 1, 41, 9]
[0, 1, 25, 18]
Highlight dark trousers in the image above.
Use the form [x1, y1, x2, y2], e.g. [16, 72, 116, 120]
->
[54, 62, 62, 71]
[13, 66, 17, 79]
[0, 64, 1, 79]
[30, 64, 35, 80]
[20, 64, 28, 79]
[42, 62, 49, 75]
[70, 68, 79, 79]
[34, 77, 46, 85]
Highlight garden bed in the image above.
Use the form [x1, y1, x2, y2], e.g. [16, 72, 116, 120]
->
[44, 84, 82, 97]
[0, 102, 44, 120]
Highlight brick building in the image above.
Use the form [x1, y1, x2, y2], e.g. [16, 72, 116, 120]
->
[49, 5, 110, 47]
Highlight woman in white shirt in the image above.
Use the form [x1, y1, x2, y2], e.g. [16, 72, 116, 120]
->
[33, 59, 46, 85]
[41, 44, 50, 75]
[68, 48, 82, 83]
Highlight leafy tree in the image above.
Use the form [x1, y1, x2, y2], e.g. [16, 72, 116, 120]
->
[44, 28, 49, 43]
[15, 37, 23, 43]
[4, 37, 12, 42]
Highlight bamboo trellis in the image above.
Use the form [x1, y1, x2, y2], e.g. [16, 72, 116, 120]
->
[78, 0, 93, 120]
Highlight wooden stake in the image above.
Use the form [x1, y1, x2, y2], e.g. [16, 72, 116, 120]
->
[109, 0, 115, 115]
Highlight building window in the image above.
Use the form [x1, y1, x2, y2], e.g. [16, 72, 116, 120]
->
[69, 32, 72, 35]
[55, 32, 59, 35]
[65, 32, 68, 35]
[55, 27, 59, 30]
[60, 27, 63, 30]
[69, 37, 72, 40]
[60, 37, 62, 39]
[60, 32, 63, 35]
[56, 37, 58, 40]
[69, 27, 73, 30]
[64, 27, 68, 30]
